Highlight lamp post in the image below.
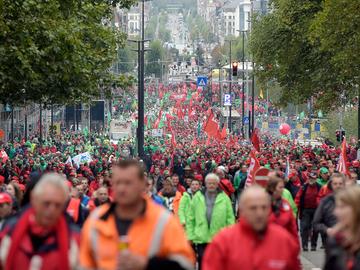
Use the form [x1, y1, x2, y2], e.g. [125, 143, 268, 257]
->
[225, 39, 234, 132]
[218, 60, 222, 107]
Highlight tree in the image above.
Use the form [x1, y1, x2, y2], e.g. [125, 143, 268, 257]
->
[116, 47, 134, 73]
[0, 0, 136, 106]
[249, 0, 358, 111]
[310, 0, 360, 90]
[145, 40, 164, 78]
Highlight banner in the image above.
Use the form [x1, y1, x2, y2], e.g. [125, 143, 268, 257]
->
[72, 152, 92, 167]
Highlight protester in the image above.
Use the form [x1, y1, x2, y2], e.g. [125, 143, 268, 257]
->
[323, 186, 360, 270]
[295, 167, 322, 251]
[158, 176, 182, 215]
[88, 186, 111, 211]
[202, 186, 300, 270]
[187, 173, 235, 269]
[6, 182, 23, 212]
[67, 185, 89, 227]
[178, 178, 201, 234]
[79, 159, 195, 270]
[172, 174, 186, 194]
[0, 192, 13, 229]
[0, 173, 80, 270]
[146, 177, 164, 205]
[266, 176, 299, 242]
[313, 173, 346, 243]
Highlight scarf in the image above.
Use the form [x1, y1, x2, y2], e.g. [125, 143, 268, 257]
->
[6, 208, 70, 270]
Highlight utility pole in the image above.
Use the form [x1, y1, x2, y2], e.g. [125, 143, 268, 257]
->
[218, 60, 222, 107]
[358, 87, 360, 142]
[10, 106, 14, 143]
[39, 103, 43, 143]
[251, 61, 255, 135]
[24, 107, 28, 141]
[225, 39, 234, 132]
[240, 30, 247, 137]
[129, 0, 150, 159]
[51, 104, 54, 136]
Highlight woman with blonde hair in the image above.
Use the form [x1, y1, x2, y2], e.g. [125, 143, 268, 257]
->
[324, 186, 360, 269]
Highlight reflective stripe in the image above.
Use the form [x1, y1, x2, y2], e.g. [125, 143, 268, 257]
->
[89, 208, 102, 264]
[147, 210, 171, 257]
[168, 254, 194, 270]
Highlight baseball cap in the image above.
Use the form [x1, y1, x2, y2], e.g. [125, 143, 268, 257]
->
[0, 193, 12, 204]
[319, 167, 329, 174]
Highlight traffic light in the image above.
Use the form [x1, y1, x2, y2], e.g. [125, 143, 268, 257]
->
[336, 129, 346, 142]
[336, 130, 341, 142]
[232, 62, 238, 77]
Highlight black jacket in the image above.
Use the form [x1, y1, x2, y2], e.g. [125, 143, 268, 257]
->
[324, 236, 360, 270]
[313, 194, 337, 234]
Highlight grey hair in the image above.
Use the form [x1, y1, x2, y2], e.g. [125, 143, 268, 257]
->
[205, 173, 220, 183]
[330, 173, 346, 183]
[32, 173, 69, 198]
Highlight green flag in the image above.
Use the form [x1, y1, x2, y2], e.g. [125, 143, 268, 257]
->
[299, 111, 305, 120]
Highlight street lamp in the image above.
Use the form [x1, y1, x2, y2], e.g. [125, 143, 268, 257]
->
[224, 39, 235, 132]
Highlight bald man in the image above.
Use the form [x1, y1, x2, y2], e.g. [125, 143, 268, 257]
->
[203, 186, 300, 270]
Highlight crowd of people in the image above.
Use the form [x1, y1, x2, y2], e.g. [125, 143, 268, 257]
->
[0, 83, 359, 269]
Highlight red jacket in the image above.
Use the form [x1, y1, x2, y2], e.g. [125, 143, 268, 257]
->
[203, 219, 300, 270]
[219, 179, 235, 197]
[0, 210, 80, 270]
[269, 200, 299, 245]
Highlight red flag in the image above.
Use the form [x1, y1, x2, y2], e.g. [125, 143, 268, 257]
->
[251, 128, 261, 152]
[337, 137, 349, 175]
[203, 110, 219, 138]
[170, 128, 177, 148]
[245, 150, 260, 188]
[144, 115, 148, 126]
[220, 126, 227, 140]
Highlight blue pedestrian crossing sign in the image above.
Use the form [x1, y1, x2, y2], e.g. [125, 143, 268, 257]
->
[243, 117, 249, 124]
[197, 76, 208, 87]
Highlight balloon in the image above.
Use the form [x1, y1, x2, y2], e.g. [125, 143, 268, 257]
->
[279, 123, 291, 135]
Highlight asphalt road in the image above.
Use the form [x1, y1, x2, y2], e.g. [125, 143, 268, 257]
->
[301, 249, 325, 270]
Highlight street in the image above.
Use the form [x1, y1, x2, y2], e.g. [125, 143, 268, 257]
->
[301, 250, 325, 270]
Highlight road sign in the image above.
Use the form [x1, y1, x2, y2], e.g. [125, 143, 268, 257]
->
[254, 167, 270, 187]
[243, 116, 249, 124]
[197, 76, 208, 87]
[224, 94, 231, 106]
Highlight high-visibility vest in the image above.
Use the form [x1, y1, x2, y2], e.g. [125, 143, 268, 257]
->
[67, 198, 80, 223]
[79, 197, 195, 270]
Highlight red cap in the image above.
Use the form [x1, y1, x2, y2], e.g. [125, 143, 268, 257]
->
[18, 184, 25, 192]
[352, 160, 360, 168]
[0, 193, 12, 204]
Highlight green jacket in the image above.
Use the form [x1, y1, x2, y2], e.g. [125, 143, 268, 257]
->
[187, 190, 235, 244]
[282, 188, 298, 217]
[178, 191, 192, 225]
[317, 178, 328, 187]
[178, 190, 197, 237]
